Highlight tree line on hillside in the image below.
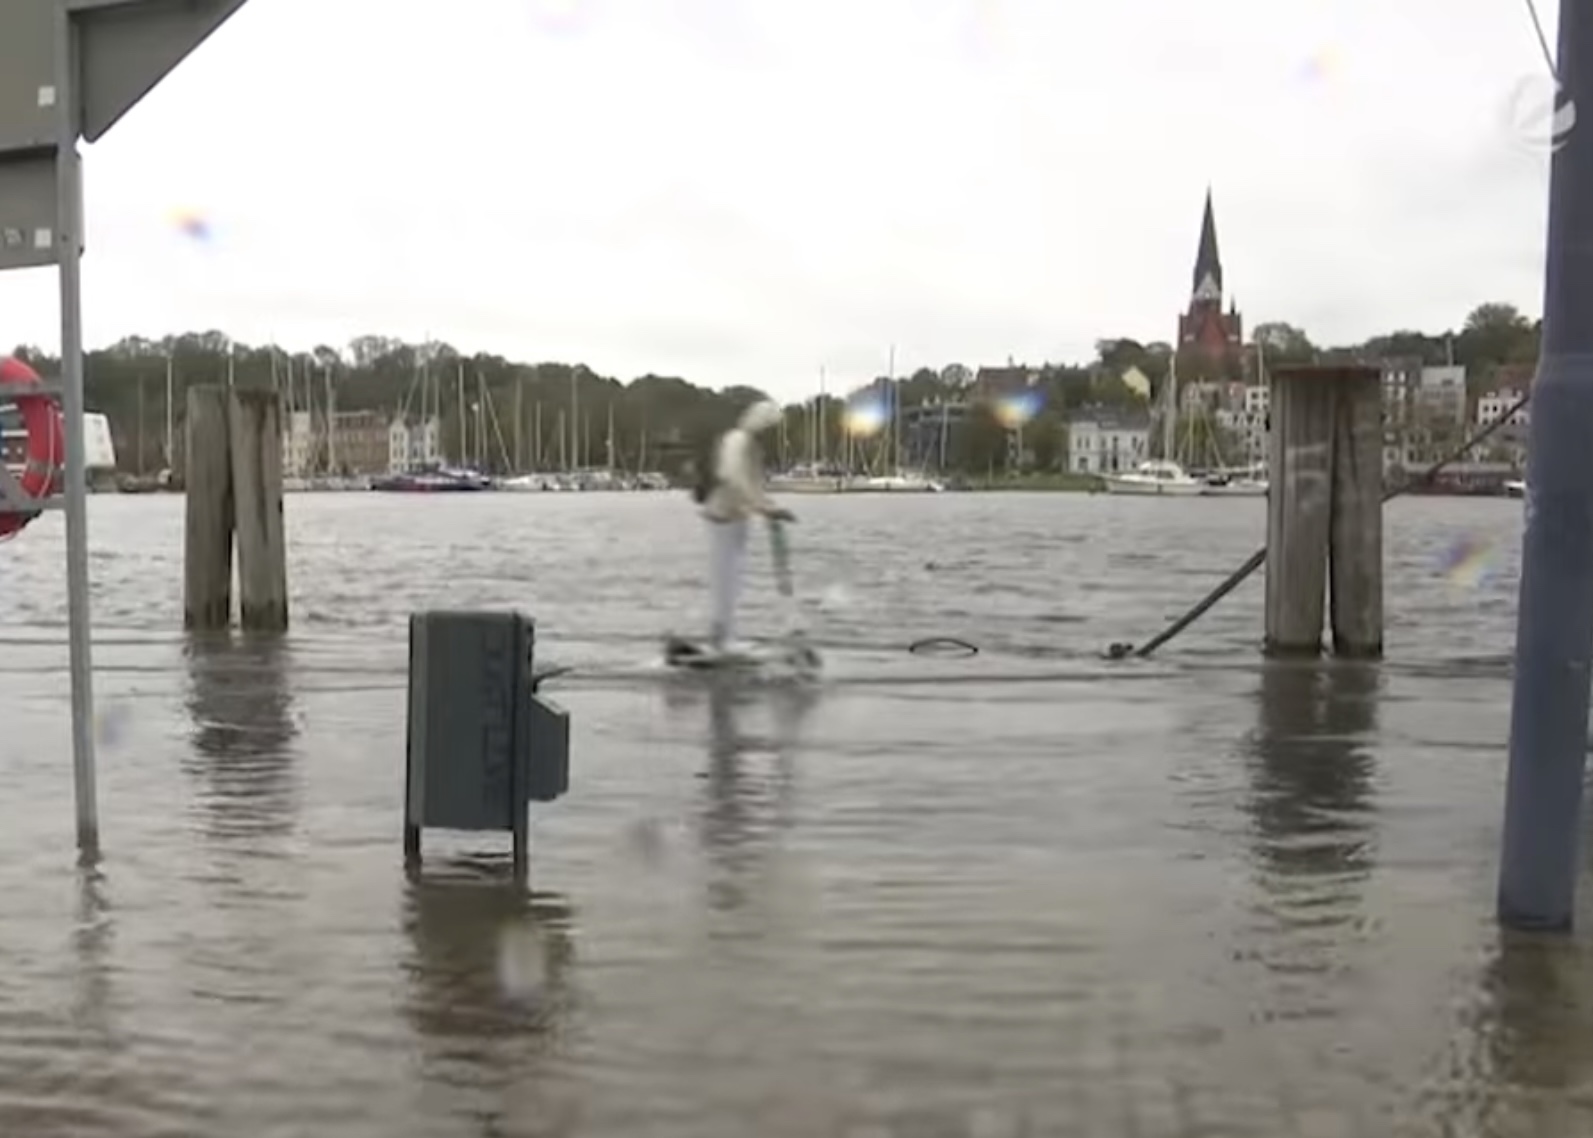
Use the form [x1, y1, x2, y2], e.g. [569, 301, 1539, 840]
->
[5, 301, 1540, 476]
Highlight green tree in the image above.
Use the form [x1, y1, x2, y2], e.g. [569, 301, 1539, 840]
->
[5, 299, 1544, 479]
[1253, 321, 1315, 364]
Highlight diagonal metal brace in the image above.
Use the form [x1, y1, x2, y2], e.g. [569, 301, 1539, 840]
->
[0, 461, 56, 513]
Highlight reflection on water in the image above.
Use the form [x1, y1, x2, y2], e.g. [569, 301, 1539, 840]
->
[697, 678, 814, 915]
[402, 865, 576, 1038]
[1242, 661, 1379, 1020]
[401, 864, 579, 1131]
[1427, 932, 1593, 1135]
[69, 869, 114, 1040]
[1246, 661, 1378, 878]
[182, 633, 300, 841]
[0, 494, 1582, 1135]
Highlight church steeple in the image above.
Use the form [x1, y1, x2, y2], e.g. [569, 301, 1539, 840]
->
[1191, 188, 1222, 304]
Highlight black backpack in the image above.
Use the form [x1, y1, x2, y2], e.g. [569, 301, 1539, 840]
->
[689, 429, 722, 504]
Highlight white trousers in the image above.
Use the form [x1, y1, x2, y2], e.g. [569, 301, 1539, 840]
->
[706, 518, 750, 645]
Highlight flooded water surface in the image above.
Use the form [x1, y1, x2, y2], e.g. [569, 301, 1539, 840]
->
[0, 491, 1583, 1137]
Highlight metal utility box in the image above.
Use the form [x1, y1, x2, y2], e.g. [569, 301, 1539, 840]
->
[404, 610, 570, 877]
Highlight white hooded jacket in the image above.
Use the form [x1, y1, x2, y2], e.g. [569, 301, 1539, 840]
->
[700, 400, 783, 522]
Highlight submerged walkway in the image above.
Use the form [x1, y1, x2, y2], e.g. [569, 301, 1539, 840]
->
[0, 624, 1585, 1137]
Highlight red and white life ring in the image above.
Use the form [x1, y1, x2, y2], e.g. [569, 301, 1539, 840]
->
[0, 356, 64, 540]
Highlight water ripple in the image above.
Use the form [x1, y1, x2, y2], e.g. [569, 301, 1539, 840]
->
[0, 493, 1571, 1135]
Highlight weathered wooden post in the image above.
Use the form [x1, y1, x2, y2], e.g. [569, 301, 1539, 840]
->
[228, 389, 288, 631]
[183, 385, 234, 630]
[182, 384, 289, 632]
[1264, 366, 1383, 657]
[1328, 367, 1384, 657]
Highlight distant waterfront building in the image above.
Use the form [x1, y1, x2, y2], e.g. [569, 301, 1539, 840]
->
[282, 409, 393, 477]
[1067, 407, 1151, 474]
[972, 363, 1040, 399]
[1477, 384, 1530, 466]
[1217, 381, 1269, 466]
[328, 411, 389, 475]
[1120, 365, 1152, 400]
[1377, 360, 1470, 469]
[1416, 364, 1467, 426]
[1379, 356, 1423, 472]
[282, 410, 315, 477]
[899, 400, 971, 470]
[1380, 356, 1422, 430]
[1477, 387, 1529, 428]
[1244, 384, 1268, 464]
[387, 415, 443, 473]
[1176, 190, 1244, 381]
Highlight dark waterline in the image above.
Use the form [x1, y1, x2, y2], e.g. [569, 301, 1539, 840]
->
[0, 491, 1583, 1137]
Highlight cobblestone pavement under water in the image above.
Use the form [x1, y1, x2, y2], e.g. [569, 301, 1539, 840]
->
[0, 491, 1586, 1136]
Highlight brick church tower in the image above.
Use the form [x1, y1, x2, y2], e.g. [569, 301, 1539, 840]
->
[1176, 189, 1243, 381]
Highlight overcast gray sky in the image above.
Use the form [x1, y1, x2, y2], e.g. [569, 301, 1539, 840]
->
[0, 0, 1561, 399]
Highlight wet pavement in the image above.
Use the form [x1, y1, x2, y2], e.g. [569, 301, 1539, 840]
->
[0, 490, 1583, 1136]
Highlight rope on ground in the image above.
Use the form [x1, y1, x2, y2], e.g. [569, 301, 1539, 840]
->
[1111, 391, 1533, 660]
[908, 636, 980, 658]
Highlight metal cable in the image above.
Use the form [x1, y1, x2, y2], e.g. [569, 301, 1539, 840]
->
[1111, 391, 1533, 660]
[1522, 0, 1558, 78]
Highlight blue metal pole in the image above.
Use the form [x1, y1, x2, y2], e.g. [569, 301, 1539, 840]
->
[1499, 0, 1593, 931]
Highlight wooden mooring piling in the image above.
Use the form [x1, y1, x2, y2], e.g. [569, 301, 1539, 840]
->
[1263, 365, 1383, 658]
[183, 386, 289, 632]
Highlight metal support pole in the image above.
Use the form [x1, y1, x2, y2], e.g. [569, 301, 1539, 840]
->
[54, 10, 99, 863]
[1499, 0, 1592, 930]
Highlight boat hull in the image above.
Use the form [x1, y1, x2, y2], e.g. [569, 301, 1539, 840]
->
[1200, 480, 1268, 497]
[847, 477, 944, 493]
[1102, 477, 1206, 496]
[769, 478, 847, 494]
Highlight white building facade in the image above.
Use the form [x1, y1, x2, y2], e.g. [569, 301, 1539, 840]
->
[388, 416, 442, 472]
[282, 410, 315, 477]
[1067, 409, 1151, 474]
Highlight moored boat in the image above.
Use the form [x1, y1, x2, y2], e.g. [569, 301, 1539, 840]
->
[1200, 464, 1268, 497]
[370, 466, 492, 492]
[1102, 459, 1206, 496]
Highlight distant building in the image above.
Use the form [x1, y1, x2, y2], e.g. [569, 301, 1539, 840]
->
[899, 400, 971, 470]
[1376, 359, 1469, 469]
[1379, 356, 1424, 471]
[1178, 380, 1224, 414]
[1416, 364, 1467, 426]
[1477, 387, 1529, 428]
[387, 415, 443, 473]
[1120, 365, 1152, 401]
[282, 410, 315, 477]
[1208, 381, 1270, 466]
[1176, 190, 1244, 380]
[1477, 385, 1530, 467]
[1067, 407, 1151, 474]
[973, 364, 1039, 399]
[281, 409, 399, 477]
[1240, 383, 1269, 464]
[328, 411, 390, 475]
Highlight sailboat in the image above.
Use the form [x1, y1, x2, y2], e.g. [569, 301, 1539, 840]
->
[1103, 356, 1205, 495]
[770, 370, 848, 492]
[1199, 342, 1268, 497]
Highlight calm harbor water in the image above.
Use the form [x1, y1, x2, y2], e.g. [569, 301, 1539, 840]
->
[0, 490, 1581, 1137]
